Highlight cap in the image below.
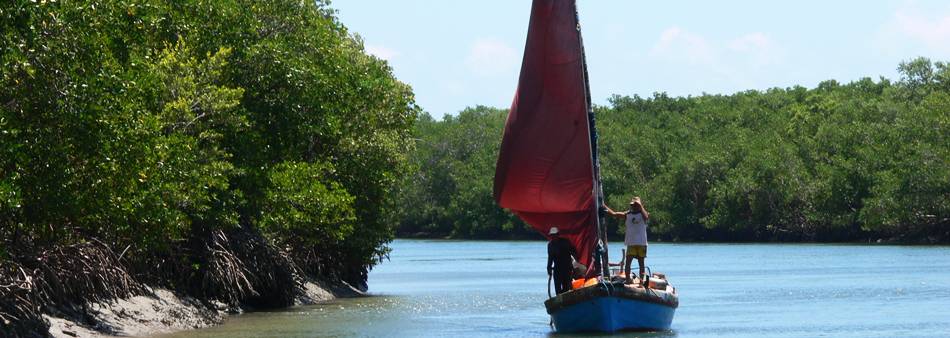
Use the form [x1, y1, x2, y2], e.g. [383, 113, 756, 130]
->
[549, 227, 559, 235]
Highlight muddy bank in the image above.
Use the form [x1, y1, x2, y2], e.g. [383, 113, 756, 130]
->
[43, 280, 363, 338]
[44, 288, 221, 338]
[1, 226, 371, 338]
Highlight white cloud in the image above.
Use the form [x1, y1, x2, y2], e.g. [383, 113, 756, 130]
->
[650, 27, 782, 69]
[646, 27, 785, 89]
[365, 44, 399, 61]
[465, 38, 517, 77]
[728, 32, 770, 52]
[728, 32, 782, 67]
[649, 26, 714, 65]
[891, 6, 950, 54]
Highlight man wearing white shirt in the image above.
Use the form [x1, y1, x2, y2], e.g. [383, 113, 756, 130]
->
[604, 197, 650, 285]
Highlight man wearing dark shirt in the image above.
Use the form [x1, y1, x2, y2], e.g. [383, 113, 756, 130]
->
[547, 227, 577, 294]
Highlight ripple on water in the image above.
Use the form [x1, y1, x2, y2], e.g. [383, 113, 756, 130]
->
[156, 241, 950, 338]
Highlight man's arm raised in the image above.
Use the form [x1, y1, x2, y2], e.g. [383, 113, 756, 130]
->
[603, 204, 626, 220]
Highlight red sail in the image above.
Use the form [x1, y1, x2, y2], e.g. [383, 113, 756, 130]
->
[494, 0, 596, 267]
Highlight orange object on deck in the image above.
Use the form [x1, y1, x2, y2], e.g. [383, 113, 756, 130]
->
[571, 278, 586, 289]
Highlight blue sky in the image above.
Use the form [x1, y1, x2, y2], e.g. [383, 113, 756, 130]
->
[333, 1, 950, 118]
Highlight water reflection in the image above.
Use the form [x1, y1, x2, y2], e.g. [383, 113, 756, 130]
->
[157, 240, 950, 338]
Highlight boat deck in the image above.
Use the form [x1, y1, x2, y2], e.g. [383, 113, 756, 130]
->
[545, 275, 679, 332]
[545, 277, 678, 314]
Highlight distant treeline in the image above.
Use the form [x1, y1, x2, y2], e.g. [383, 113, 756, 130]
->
[1, 1, 415, 334]
[395, 59, 949, 243]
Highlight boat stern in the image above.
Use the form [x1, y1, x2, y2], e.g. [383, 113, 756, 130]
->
[551, 296, 675, 333]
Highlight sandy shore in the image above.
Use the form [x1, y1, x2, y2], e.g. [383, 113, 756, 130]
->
[46, 280, 362, 338]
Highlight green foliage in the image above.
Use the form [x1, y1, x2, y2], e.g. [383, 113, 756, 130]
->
[0, 0, 416, 284]
[399, 58, 950, 243]
[394, 107, 528, 239]
[260, 161, 354, 246]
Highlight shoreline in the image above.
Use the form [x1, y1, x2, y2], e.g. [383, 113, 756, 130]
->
[45, 279, 365, 338]
[392, 236, 950, 246]
[0, 228, 374, 338]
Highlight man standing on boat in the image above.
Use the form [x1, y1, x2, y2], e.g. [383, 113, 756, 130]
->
[547, 227, 576, 294]
[604, 197, 650, 284]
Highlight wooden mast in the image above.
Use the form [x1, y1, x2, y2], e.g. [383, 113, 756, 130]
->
[573, 1, 609, 278]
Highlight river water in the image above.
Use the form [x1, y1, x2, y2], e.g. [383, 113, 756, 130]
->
[158, 239, 950, 337]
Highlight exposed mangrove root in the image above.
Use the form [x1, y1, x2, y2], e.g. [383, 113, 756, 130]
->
[32, 242, 143, 306]
[204, 228, 302, 308]
[201, 230, 257, 307]
[1, 225, 362, 337]
[0, 260, 49, 338]
[1, 240, 144, 338]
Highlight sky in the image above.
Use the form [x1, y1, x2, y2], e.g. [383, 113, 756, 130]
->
[333, 1, 950, 118]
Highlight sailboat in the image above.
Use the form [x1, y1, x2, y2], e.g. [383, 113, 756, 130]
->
[493, 0, 678, 333]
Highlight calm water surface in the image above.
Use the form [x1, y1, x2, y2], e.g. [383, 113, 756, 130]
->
[158, 240, 950, 337]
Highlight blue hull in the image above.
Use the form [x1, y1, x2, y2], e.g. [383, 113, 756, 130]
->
[551, 296, 676, 333]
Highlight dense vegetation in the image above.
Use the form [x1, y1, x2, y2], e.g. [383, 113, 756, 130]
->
[396, 59, 949, 243]
[1, 0, 416, 334]
[1, 0, 948, 334]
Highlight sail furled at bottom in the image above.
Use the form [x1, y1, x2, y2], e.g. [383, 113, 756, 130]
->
[493, 0, 597, 267]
